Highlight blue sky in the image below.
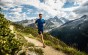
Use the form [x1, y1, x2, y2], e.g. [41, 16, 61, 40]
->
[63, 1, 79, 8]
[0, 0, 88, 22]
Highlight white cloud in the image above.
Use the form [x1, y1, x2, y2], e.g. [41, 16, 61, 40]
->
[62, 6, 79, 11]
[17, 0, 88, 18]
[74, 1, 88, 16]
[44, 0, 65, 10]
[10, 12, 21, 16]
[1, 0, 88, 21]
[6, 12, 27, 21]
[65, 12, 79, 20]
[11, 0, 65, 16]
[27, 9, 33, 13]
[66, 0, 87, 5]
[0, 0, 15, 7]
[62, 0, 88, 20]
[10, 8, 22, 12]
[0, 7, 9, 10]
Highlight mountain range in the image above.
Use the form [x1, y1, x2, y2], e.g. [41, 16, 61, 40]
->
[50, 15, 88, 52]
[15, 16, 69, 32]
[0, 13, 88, 55]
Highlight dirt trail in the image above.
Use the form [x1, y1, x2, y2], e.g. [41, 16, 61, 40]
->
[9, 25, 14, 33]
[24, 37, 66, 55]
[9, 25, 66, 55]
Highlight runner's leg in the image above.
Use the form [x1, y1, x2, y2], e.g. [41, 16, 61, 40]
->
[40, 31, 46, 48]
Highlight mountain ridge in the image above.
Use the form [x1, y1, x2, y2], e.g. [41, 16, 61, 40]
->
[0, 13, 87, 55]
[50, 15, 88, 53]
[15, 16, 69, 32]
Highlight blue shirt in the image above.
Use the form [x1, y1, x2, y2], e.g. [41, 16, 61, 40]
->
[35, 18, 45, 30]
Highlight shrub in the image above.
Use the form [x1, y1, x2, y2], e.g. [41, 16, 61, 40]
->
[0, 13, 23, 55]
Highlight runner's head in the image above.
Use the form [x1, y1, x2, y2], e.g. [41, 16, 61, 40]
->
[39, 13, 42, 19]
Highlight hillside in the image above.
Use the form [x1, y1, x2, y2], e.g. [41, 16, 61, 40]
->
[12, 22, 87, 55]
[9, 25, 66, 55]
[0, 13, 23, 55]
[50, 15, 88, 53]
[0, 13, 87, 55]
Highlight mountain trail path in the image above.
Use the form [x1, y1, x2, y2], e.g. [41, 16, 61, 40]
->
[24, 37, 66, 55]
[9, 25, 66, 55]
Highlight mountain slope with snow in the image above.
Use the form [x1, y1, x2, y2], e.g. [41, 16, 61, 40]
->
[50, 15, 88, 52]
[15, 16, 69, 32]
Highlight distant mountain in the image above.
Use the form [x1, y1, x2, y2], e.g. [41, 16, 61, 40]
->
[15, 19, 36, 27]
[1, 13, 87, 55]
[15, 16, 69, 32]
[50, 15, 88, 52]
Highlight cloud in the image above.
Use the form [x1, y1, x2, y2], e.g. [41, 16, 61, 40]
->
[62, 0, 88, 20]
[0, 0, 15, 7]
[10, 8, 22, 12]
[1, 0, 88, 21]
[66, 0, 87, 5]
[6, 12, 27, 21]
[0, 0, 65, 16]
[27, 9, 33, 13]
[74, 1, 88, 16]
[83, 1, 88, 6]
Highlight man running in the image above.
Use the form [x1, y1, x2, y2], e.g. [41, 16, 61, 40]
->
[35, 14, 46, 48]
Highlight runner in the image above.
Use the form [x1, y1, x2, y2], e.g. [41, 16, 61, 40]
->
[35, 14, 46, 48]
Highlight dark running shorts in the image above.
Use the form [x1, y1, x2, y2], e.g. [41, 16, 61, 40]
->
[38, 29, 43, 34]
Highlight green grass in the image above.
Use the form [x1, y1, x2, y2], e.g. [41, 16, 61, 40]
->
[14, 26, 44, 55]
[0, 13, 43, 55]
[20, 51, 26, 55]
[0, 13, 23, 55]
[15, 32, 44, 55]
[12, 23, 87, 55]
[44, 40, 54, 46]
[53, 45, 86, 55]
[37, 33, 87, 55]
[28, 47, 44, 55]
[19, 47, 43, 55]
[43, 33, 87, 55]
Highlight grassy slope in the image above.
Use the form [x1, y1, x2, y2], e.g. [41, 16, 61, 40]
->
[0, 13, 43, 55]
[0, 13, 23, 55]
[10, 24, 44, 55]
[12, 23, 87, 55]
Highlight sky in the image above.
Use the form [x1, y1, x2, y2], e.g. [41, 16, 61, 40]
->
[0, 0, 88, 22]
